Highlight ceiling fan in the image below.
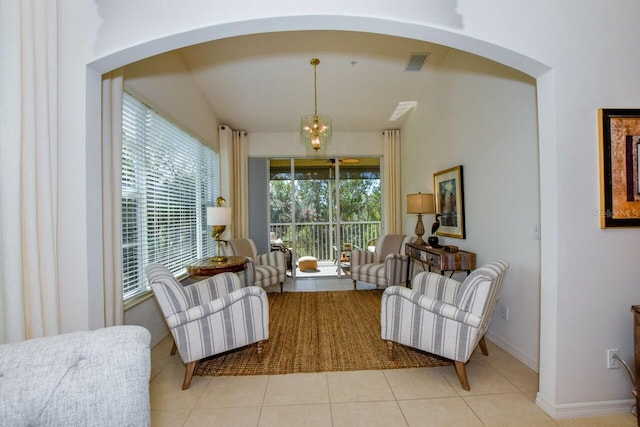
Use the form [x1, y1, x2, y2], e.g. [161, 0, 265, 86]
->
[311, 158, 361, 166]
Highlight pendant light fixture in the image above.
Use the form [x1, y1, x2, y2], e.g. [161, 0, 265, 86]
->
[301, 58, 332, 152]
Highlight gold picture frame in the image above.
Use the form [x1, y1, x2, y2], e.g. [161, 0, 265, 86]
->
[434, 165, 465, 239]
[598, 109, 640, 228]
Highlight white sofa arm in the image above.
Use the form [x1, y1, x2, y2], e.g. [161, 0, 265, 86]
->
[0, 326, 151, 427]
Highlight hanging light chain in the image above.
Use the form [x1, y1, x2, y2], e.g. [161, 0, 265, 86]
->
[311, 58, 320, 116]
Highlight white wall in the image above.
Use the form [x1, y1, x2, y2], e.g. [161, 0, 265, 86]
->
[402, 49, 540, 368]
[51, 0, 640, 418]
[248, 132, 384, 158]
[124, 51, 220, 149]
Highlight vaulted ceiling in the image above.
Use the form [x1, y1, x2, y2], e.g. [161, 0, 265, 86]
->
[175, 30, 451, 133]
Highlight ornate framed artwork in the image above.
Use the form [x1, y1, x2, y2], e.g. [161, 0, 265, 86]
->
[599, 109, 640, 228]
[434, 165, 465, 239]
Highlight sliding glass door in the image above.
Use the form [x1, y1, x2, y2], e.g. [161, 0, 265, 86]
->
[269, 158, 381, 278]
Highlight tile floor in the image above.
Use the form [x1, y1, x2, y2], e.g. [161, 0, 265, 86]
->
[150, 277, 637, 426]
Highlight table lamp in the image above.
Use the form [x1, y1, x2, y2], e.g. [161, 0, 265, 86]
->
[406, 192, 435, 246]
[207, 197, 231, 262]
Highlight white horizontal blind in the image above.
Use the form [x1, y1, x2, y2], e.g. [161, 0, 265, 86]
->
[121, 92, 218, 300]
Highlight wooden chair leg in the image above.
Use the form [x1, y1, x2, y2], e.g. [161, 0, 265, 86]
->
[182, 361, 196, 390]
[256, 340, 265, 362]
[386, 341, 395, 360]
[170, 341, 177, 355]
[478, 335, 489, 356]
[454, 361, 471, 391]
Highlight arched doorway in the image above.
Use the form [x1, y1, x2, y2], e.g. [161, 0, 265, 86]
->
[87, 15, 554, 403]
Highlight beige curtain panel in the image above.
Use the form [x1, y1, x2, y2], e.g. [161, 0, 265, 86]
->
[219, 125, 249, 238]
[1, 1, 61, 342]
[383, 129, 402, 235]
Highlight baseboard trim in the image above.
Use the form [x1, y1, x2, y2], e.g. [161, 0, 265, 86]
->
[485, 330, 539, 372]
[536, 393, 635, 419]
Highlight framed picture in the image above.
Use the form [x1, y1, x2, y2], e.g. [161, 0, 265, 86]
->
[434, 165, 465, 239]
[599, 109, 640, 228]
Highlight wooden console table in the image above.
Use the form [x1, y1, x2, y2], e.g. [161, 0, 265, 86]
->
[405, 243, 476, 288]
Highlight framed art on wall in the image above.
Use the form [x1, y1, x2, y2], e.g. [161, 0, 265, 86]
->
[599, 109, 640, 228]
[434, 165, 465, 239]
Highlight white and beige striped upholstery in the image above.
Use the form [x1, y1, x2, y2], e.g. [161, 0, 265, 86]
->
[226, 238, 287, 292]
[350, 234, 414, 290]
[145, 263, 269, 389]
[381, 259, 509, 390]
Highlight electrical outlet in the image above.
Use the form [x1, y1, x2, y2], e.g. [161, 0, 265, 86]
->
[501, 305, 509, 320]
[607, 348, 620, 369]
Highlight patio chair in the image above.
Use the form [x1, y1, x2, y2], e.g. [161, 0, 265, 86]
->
[145, 264, 269, 390]
[226, 238, 287, 292]
[381, 259, 509, 390]
[350, 234, 414, 290]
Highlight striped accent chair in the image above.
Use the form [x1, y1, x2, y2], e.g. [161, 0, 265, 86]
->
[381, 259, 509, 391]
[226, 238, 287, 292]
[145, 264, 269, 390]
[350, 234, 414, 290]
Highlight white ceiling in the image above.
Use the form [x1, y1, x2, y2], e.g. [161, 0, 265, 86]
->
[176, 31, 450, 133]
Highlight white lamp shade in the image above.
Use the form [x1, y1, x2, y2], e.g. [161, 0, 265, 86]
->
[207, 206, 231, 226]
[406, 193, 435, 214]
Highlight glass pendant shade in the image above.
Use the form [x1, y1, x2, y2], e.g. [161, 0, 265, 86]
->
[301, 113, 332, 152]
[301, 58, 331, 152]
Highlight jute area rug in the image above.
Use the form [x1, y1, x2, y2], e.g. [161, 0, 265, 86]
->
[194, 290, 449, 377]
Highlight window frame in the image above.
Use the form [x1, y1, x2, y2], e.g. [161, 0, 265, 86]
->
[121, 92, 219, 301]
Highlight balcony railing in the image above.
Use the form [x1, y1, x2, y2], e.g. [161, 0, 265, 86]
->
[270, 221, 381, 262]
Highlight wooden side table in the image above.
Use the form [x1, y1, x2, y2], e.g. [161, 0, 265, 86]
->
[185, 255, 247, 279]
[405, 243, 476, 288]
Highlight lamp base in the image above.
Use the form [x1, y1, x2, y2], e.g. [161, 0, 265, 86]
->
[427, 236, 441, 248]
[211, 255, 228, 263]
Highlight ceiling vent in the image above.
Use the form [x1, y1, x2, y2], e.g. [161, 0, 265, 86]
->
[405, 53, 429, 71]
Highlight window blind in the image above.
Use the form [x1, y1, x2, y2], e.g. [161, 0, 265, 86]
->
[121, 92, 219, 300]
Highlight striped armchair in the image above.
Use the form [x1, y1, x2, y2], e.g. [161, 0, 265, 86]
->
[381, 259, 509, 391]
[227, 239, 287, 292]
[350, 234, 414, 290]
[226, 238, 287, 292]
[145, 264, 269, 390]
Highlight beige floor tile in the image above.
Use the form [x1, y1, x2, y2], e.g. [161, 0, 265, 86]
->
[486, 356, 539, 392]
[150, 335, 174, 380]
[150, 409, 190, 427]
[150, 360, 210, 410]
[555, 414, 637, 426]
[483, 420, 558, 427]
[463, 392, 552, 425]
[327, 370, 395, 402]
[317, 280, 353, 291]
[196, 375, 268, 408]
[482, 340, 513, 360]
[262, 372, 330, 406]
[258, 404, 332, 427]
[398, 397, 483, 427]
[383, 367, 458, 400]
[331, 401, 408, 427]
[287, 281, 317, 292]
[353, 282, 377, 291]
[184, 407, 261, 427]
[440, 358, 519, 395]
